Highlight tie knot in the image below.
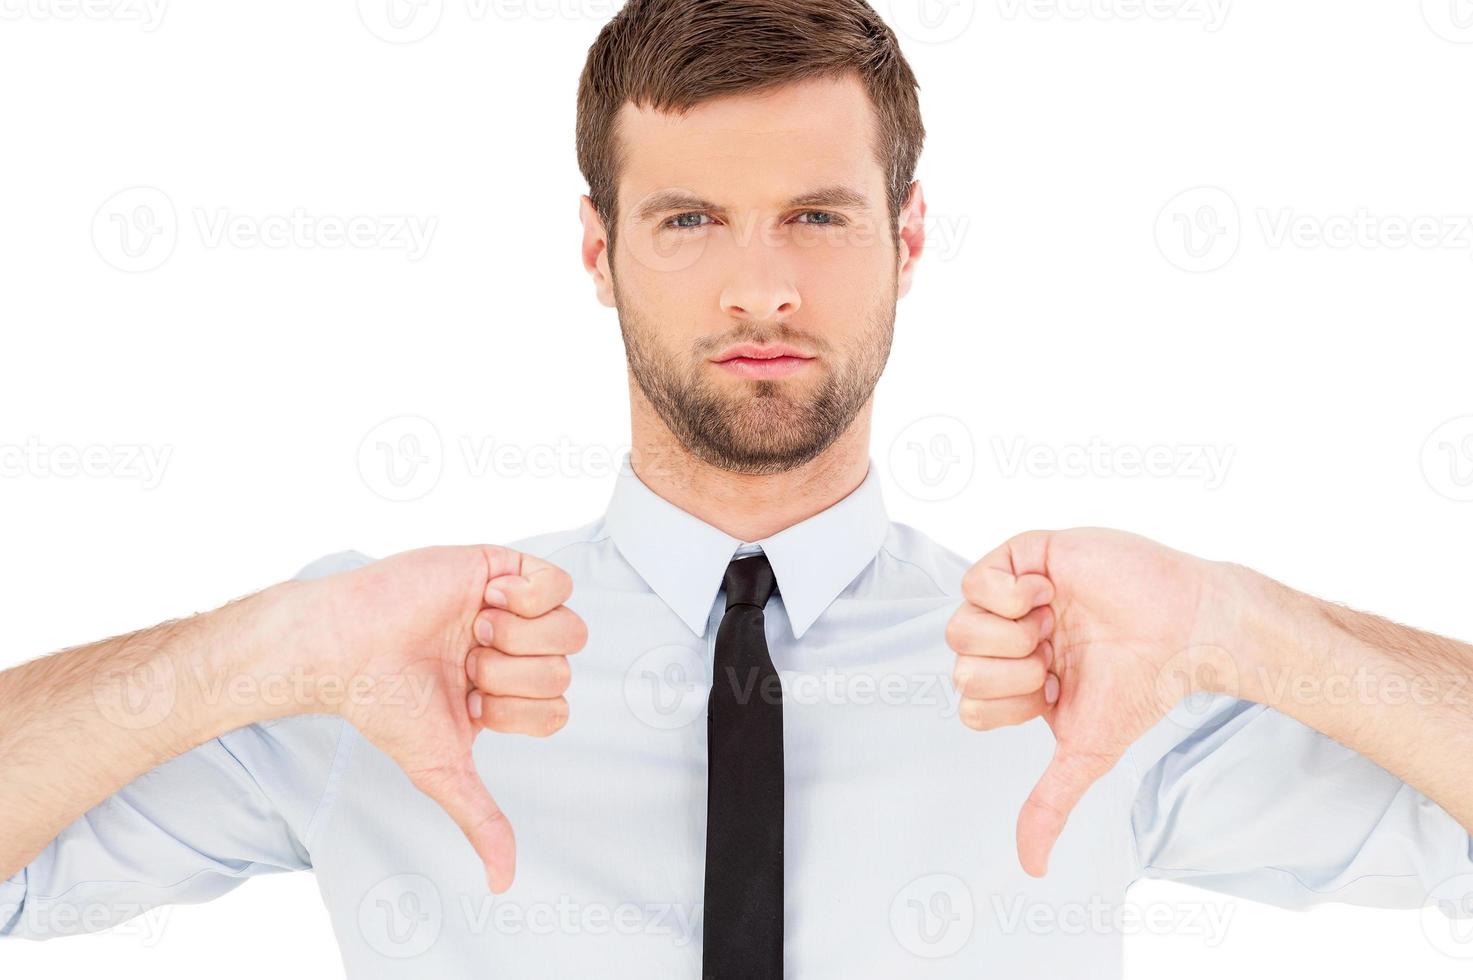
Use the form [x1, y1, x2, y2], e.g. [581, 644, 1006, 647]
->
[723, 553, 777, 611]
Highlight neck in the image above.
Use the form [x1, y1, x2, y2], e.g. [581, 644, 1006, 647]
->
[626, 379, 873, 542]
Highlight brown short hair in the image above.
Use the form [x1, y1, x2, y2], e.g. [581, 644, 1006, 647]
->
[576, 0, 925, 256]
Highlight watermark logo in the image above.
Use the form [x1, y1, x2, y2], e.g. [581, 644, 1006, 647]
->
[1155, 186, 1240, 273]
[888, 0, 976, 44]
[888, 415, 976, 502]
[93, 186, 177, 273]
[93, 657, 178, 731]
[358, 415, 445, 502]
[359, 874, 443, 958]
[92, 187, 437, 272]
[624, 644, 709, 730]
[1422, 0, 1473, 43]
[1422, 415, 1473, 502]
[1423, 873, 1473, 958]
[1154, 644, 1241, 733]
[890, 873, 974, 958]
[358, 0, 443, 42]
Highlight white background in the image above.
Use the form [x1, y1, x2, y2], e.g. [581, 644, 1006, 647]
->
[3, 0, 1472, 976]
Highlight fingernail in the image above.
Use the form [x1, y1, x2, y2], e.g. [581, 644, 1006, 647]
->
[1044, 673, 1060, 705]
[468, 690, 483, 720]
[486, 587, 509, 608]
[466, 651, 479, 682]
[476, 617, 493, 645]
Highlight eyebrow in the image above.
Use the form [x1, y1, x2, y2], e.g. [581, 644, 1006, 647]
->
[632, 184, 873, 223]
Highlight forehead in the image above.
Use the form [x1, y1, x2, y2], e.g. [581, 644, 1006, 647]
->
[614, 72, 883, 216]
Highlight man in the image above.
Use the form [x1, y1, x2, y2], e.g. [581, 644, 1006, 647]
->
[3, 0, 1471, 977]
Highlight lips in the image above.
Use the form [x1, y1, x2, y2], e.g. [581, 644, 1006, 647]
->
[711, 342, 813, 364]
[711, 343, 816, 380]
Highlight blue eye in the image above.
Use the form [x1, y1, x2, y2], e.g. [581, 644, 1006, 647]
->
[795, 211, 842, 226]
[664, 212, 712, 231]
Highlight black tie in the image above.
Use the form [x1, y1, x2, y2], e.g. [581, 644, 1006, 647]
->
[702, 553, 784, 980]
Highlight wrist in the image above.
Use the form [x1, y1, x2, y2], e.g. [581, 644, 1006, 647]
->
[205, 576, 344, 727]
[1188, 559, 1338, 709]
[1183, 559, 1286, 704]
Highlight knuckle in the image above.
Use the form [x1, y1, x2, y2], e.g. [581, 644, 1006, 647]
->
[543, 698, 569, 735]
[485, 697, 511, 728]
[476, 652, 497, 689]
[960, 563, 985, 599]
[567, 614, 589, 653]
[944, 613, 971, 652]
[548, 657, 573, 693]
[996, 593, 1030, 619]
[958, 699, 992, 731]
[551, 567, 575, 602]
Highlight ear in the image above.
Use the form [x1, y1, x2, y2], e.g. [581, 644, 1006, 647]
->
[579, 194, 616, 308]
[895, 180, 927, 300]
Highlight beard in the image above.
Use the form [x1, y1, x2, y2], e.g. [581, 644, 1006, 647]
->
[613, 277, 896, 476]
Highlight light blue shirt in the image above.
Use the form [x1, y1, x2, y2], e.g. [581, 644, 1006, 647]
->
[4, 454, 1471, 977]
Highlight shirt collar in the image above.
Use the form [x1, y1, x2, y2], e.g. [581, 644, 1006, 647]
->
[602, 452, 890, 640]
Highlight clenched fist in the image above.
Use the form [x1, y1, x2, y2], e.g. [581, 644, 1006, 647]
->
[946, 528, 1228, 878]
[308, 544, 587, 894]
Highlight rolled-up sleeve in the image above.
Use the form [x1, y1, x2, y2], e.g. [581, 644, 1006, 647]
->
[1127, 694, 1473, 919]
[0, 549, 374, 940]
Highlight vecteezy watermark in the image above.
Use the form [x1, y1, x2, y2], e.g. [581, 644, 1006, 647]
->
[887, 0, 977, 45]
[357, 415, 634, 503]
[1155, 186, 1241, 273]
[357, 0, 619, 43]
[1258, 208, 1473, 255]
[991, 436, 1236, 490]
[93, 654, 441, 732]
[358, 415, 445, 503]
[624, 644, 708, 731]
[996, 0, 1231, 31]
[890, 873, 974, 958]
[986, 893, 1236, 944]
[0, 437, 172, 489]
[359, 874, 443, 959]
[1423, 873, 1473, 958]
[623, 648, 965, 731]
[92, 186, 178, 273]
[1422, 415, 1473, 502]
[92, 186, 437, 272]
[1157, 186, 1473, 272]
[459, 895, 702, 946]
[0, 0, 168, 30]
[1422, 0, 1473, 43]
[1249, 662, 1471, 711]
[355, 875, 702, 959]
[888, 415, 976, 503]
[0, 898, 172, 944]
[93, 657, 179, 731]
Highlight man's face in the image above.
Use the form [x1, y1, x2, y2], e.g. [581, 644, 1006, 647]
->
[585, 72, 922, 476]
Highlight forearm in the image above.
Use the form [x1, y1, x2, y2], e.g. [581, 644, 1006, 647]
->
[1211, 562, 1473, 832]
[0, 577, 322, 880]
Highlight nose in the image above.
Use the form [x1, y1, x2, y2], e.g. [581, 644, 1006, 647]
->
[718, 247, 801, 323]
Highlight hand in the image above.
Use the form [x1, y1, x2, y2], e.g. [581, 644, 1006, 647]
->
[309, 544, 586, 894]
[945, 528, 1225, 877]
